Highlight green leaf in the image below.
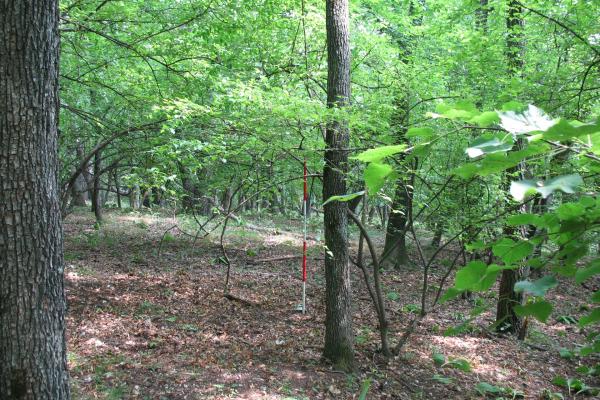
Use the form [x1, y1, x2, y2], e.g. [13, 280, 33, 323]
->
[322, 191, 364, 206]
[579, 308, 600, 327]
[499, 104, 554, 135]
[543, 118, 600, 141]
[406, 127, 434, 139]
[432, 352, 445, 366]
[475, 382, 505, 395]
[364, 162, 393, 195]
[492, 238, 534, 264]
[352, 145, 407, 163]
[466, 136, 513, 158]
[506, 213, 542, 226]
[432, 374, 453, 384]
[386, 291, 400, 301]
[514, 276, 558, 296]
[514, 300, 553, 322]
[510, 174, 584, 201]
[439, 287, 464, 304]
[358, 378, 371, 400]
[445, 358, 471, 372]
[576, 260, 600, 284]
[455, 261, 488, 290]
[468, 111, 499, 127]
[592, 291, 600, 303]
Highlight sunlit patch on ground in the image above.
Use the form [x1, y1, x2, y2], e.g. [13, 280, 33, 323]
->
[64, 209, 599, 399]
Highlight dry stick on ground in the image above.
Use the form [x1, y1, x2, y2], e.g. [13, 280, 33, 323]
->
[348, 208, 391, 357]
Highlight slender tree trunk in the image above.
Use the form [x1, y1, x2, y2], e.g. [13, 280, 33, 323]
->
[114, 170, 121, 209]
[92, 150, 103, 223]
[129, 185, 140, 209]
[70, 141, 88, 207]
[0, 0, 70, 397]
[496, 0, 526, 336]
[322, 0, 355, 371]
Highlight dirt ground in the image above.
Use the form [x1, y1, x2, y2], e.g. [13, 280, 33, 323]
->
[64, 209, 599, 399]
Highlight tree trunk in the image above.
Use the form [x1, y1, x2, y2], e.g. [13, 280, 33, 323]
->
[322, 0, 355, 371]
[382, 184, 410, 267]
[496, 0, 526, 336]
[431, 222, 444, 249]
[129, 185, 140, 209]
[381, 1, 420, 269]
[70, 141, 88, 207]
[92, 150, 103, 223]
[114, 171, 121, 209]
[0, 0, 70, 397]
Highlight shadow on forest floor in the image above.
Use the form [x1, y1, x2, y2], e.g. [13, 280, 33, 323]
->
[64, 209, 599, 399]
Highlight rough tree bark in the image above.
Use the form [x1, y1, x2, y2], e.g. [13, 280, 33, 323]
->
[322, 0, 355, 371]
[91, 150, 103, 223]
[70, 141, 88, 207]
[496, 0, 526, 335]
[0, 0, 71, 398]
[381, 0, 420, 269]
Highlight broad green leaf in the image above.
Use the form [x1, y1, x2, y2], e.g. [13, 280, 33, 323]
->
[364, 162, 393, 194]
[514, 276, 558, 296]
[510, 174, 583, 201]
[322, 191, 364, 206]
[468, 111, 499, 127]
[579, 308, 600, 327]
[454, 261, 499, 292]
[576, 260, 600, 284]
[506, 213, 542, 226]
[499, 104, 554, 135]
[543, 118, 600, 141]
[514, 300, 553, 322]
[445, 358, 471, 372]
[439, 287, 463, 304]
[592, 291, 600, 303]
[454, 261, 487, 290]
[406, 127, 434, 139]
[466, 137, 513, 158]
[352, 145, 407, 163]
[476, 382, 504, 395]
[492, 238, 534, 264]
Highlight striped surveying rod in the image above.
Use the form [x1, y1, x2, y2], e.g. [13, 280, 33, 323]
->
[302, 160, 308, 314]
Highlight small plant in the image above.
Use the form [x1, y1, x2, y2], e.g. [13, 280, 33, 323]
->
[556, 315, 578, 325]
[475, 382, 524, 399]
[402, 303, 421, 314]
[552, 376, 599, 396]
[541, 389, 564, 400]
[432, 352, 472, 372]
[432, 374, 453, 384]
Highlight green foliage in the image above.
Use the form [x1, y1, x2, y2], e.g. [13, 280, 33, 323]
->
[514, 300, 553, 323]
[514, 276, 558, 297]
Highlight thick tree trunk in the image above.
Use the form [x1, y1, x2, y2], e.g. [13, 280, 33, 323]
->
[431, 222, 444, 249]
[70, 141, 88, 207]
[129, 185, 140, 209]
[323, 0, 355, 371]
[382, 183, 410, 267]
[0, 0, 70, 398]
[381, 1, 419, 269]
[496, 0, 526, 336]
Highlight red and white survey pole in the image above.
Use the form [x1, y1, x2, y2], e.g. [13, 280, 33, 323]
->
[302, 160, 308, 314]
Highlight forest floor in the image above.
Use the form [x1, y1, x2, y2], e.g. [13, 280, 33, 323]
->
[64, 208, 599, 400]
